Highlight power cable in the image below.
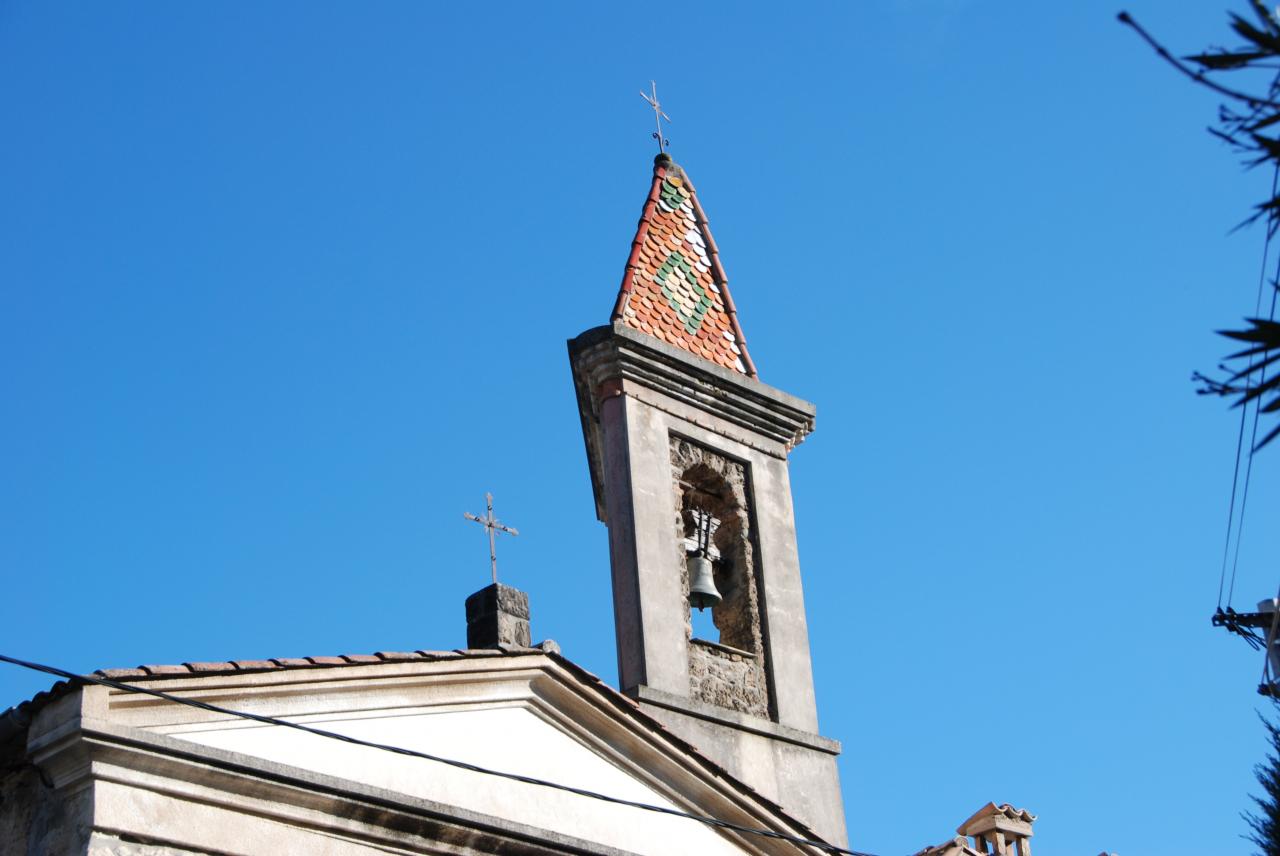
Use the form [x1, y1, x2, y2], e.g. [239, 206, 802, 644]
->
[1220, 163, 1280, 609]
[1226, 164, 1280, 608]
[1230, 280, 1280, 605]
[0, 654, 877, 856]
[1220, 357, 1253, 608]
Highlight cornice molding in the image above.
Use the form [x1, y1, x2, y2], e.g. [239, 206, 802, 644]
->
[568, 324, 816, 520]
[625, 685, 841, 756]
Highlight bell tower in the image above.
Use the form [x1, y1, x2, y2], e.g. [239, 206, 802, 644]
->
[568, 153, 846, 846]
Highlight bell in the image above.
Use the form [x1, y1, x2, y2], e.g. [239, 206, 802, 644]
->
[687, 554, 722, 611]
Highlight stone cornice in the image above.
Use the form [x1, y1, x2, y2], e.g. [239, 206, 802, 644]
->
[625, 685, 841, 756]
[568, 324, 816, 521]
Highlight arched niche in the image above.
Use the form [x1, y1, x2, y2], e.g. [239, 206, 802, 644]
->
[670, 436, 771, 718]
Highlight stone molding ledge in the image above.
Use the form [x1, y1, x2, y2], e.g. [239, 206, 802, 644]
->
[625, 685, 841, 756]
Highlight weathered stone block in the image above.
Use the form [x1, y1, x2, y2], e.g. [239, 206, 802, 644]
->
[465, 583, 531, 649]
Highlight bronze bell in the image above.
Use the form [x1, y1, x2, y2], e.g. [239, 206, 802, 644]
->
[687, 554, 722, 611]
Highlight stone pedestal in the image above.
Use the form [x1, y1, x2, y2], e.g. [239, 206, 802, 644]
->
[465, 583, 531, 649]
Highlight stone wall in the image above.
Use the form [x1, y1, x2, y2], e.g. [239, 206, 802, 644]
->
[0, 762, 92, 856]
[688, 640, 770, 716]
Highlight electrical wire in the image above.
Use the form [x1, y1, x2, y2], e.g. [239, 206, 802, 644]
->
[1219, 347, 1253, 608]
[1219, 163, 1280, 609]
[0, 654, 877, 856]
[1226, 164, 1280, 608]
[1230, 285, 1279, 604]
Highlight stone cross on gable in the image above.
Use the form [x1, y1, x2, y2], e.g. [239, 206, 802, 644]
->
[463, 492, 519, 584]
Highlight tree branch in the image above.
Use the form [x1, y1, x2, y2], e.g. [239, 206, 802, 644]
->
[1118, 11, 1280, 108]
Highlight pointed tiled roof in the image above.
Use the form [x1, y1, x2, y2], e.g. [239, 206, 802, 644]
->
[611, 153, 757, 377]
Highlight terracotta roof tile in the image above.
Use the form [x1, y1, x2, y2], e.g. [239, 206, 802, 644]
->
[611, 154, 756, 377]
[140, 664, 190, 676]
[414, 649, 463, 659]
[230, 660, 278, 671]
[184, 661, 236, 673]
[304, 656, 347, 666]
[373, 651, 422, 662]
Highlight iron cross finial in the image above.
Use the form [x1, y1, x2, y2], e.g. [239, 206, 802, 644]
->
[640, 81, 671, 153]
[463, 492, 519, 584]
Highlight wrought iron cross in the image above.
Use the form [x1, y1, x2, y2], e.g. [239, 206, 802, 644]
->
[463, 492, 519, 584]
[640, 81, 671, 153]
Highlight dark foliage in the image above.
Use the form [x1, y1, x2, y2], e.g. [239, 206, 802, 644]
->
[1122, 2, 1280, 447]
[1247, 708, 1280, 856]
[1197, 318, 1280, 449]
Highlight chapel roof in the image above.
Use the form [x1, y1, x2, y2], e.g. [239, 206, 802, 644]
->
[0, 644, 830, 850]
[611, 153, 756, 377]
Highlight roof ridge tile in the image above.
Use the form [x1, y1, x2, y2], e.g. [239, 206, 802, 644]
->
[373, 651, 423, 662]
[184, 661, 236, 673]
[415, 649, 463, 659]
[140, 664, 190, 676]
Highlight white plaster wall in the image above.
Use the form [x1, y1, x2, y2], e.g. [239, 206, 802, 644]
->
[168, 706, 747, 856]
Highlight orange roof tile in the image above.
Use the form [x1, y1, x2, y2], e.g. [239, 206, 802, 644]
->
[611, 154, 756, 377]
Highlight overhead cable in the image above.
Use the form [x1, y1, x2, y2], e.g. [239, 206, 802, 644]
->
[1219, 163, 1280, 609]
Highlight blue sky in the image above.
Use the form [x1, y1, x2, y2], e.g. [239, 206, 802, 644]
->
[2, 2, 1278, 854]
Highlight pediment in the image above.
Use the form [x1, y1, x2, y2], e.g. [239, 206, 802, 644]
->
[60, 649, 827, 855]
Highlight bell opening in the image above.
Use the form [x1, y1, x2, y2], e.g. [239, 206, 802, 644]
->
[675, 455, 759, 655]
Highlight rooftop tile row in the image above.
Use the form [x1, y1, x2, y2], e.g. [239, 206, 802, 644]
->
[92, 646, 546, 680]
